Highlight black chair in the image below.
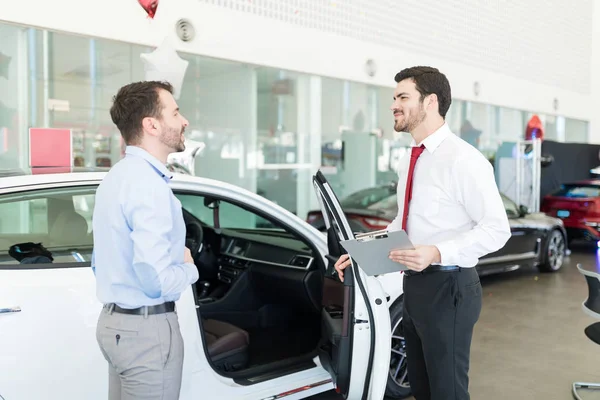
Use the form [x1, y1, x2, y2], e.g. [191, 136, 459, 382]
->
[573, 263, 600, 399]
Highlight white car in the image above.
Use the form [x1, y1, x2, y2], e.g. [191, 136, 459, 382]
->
[0, 170, 408, 400]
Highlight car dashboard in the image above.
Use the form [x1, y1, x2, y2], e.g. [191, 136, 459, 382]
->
[194, 228, 325, 317]
[217, 232, 315, 285]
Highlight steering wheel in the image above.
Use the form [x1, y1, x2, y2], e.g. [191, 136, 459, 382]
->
[185, 220, 204, 258]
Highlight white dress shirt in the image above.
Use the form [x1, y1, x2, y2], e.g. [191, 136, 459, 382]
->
[387, 123, 511, 268]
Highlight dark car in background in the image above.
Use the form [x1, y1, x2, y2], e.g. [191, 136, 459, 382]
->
[541, 180, 600, 244]
[307, 182, 398, 232]
[308, 182, 567, 275]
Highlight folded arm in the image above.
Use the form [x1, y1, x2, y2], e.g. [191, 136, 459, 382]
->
[125, 183, 199, 299]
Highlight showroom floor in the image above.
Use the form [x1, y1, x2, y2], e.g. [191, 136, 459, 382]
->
[310, 243, 600, 400]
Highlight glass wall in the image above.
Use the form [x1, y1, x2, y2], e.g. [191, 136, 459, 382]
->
[0, 23, 28, 170]
[27, 32, 151, 168]
[319, 79, 407, 200]
[564, 117, 589, 143]
[254, 68, 314, 216]
[0, 21, 590, 219]
[445, 101, 589, 160]
[179, 56, 258, 193]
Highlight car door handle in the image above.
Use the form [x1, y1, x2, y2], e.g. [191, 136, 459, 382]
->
[0, 306, 21, 314]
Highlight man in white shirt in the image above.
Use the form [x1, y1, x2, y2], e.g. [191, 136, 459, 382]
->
[335, 66, 511, 399]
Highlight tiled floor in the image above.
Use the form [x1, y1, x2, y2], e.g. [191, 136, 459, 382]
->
[310, 244, 600, 400]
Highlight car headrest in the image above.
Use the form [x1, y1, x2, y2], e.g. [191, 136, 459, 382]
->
[49, 210, 90, 247]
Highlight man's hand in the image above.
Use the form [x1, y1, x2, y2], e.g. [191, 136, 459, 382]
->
[334, 254, 352, 282]
[184, 247, 194, 264]
[388, 245, 441, 272]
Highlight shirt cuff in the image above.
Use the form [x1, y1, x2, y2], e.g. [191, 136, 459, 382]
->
[435, 241, 457, 266]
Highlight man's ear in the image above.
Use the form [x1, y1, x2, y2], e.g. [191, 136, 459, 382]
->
[142, 117, 159, 137]
[426, 93, 437, 109]
[423, 93, 440, 115]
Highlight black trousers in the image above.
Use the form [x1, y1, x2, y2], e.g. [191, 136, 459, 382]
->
[402, 267, 482, 400]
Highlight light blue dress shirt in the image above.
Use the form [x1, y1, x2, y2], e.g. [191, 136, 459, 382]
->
[91, 146, 199, 309]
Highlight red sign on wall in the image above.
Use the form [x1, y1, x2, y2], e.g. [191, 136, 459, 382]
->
[29, 128, 72, 174]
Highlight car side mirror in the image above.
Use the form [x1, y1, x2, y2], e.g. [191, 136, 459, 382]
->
[519, 205, 529, 216]
[204, 196, 219, 209]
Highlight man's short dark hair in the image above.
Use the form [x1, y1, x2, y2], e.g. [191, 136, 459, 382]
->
[109, 81, 174, 145]
[394, 66, 452, 118]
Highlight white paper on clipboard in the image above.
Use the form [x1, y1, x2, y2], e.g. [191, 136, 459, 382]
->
[339, 229, 414, 276]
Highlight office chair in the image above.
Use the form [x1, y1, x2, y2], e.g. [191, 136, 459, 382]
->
[573, 263, 600, 399]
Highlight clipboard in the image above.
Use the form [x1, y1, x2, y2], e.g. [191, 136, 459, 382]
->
[339, 229, 414, 276]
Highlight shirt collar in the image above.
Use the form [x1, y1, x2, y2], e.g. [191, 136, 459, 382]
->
[410, 123, 451, 153]
[125, 146, 173, 182]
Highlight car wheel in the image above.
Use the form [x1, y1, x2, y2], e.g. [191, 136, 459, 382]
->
[385, 296, 412, 399]
[538, 229, 566, 273]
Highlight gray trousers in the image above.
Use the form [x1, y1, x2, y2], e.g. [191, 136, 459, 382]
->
[96, 306, 184, 400]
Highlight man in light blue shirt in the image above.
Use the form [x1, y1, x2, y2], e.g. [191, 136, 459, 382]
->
[92, 81, 199, 400]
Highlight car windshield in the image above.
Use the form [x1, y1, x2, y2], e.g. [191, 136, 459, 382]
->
[339, 186, 395, 209]
[552, 184, 600, 198]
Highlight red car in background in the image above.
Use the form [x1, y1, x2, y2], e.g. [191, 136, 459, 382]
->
[541, 180, 600, 244]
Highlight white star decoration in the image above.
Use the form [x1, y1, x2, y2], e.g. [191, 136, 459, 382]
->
[140, 36, 189, 99]
[167, 139, 205, 175]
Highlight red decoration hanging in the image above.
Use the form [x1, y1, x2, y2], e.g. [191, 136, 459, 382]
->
[138, 0, 159, 18]
[525, 115, 544, 141]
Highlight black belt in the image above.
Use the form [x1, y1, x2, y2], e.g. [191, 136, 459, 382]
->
[105, 301, 176, 316]
[404, 265, 461, 276]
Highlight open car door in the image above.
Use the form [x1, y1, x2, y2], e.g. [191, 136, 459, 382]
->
[313, 171, 391, 399]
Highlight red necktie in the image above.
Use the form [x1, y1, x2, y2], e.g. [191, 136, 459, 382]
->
[401, 145, 426, 231]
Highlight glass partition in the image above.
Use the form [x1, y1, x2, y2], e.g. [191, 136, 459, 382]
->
[0, 20, 591, 217]
[565, 118, 589, 143]
[0, 23, 28, 170]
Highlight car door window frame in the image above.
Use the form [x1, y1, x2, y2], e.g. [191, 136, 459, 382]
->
[312, 171, 377, 398]
[177, 193, 282, 231]
[0, 184, 97, 270]
[173, 189, 326, 269]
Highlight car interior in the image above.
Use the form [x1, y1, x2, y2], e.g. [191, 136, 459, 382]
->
[0, 186, 348, 385]
[0, 188, 96, 263]
[175, 192, 347, 383]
